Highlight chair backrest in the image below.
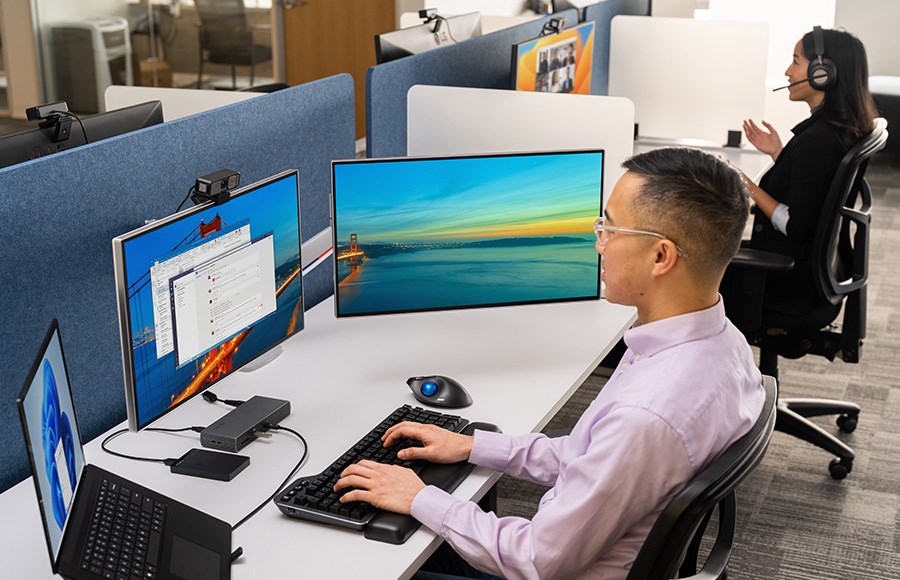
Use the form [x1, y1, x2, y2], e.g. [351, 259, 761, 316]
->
[195, 0, 251, 52]
[626, 375, 777, 580]
[813, 117, 888, 305]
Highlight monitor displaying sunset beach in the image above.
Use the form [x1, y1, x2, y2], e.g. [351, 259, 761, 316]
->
[331, 150, 603, 317]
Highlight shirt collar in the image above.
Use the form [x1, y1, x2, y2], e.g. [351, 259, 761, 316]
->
[623, 298, 728, 360]
[792, 105, 825, 135]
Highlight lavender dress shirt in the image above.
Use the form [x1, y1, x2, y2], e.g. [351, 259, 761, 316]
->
[410, 298, 764, 579]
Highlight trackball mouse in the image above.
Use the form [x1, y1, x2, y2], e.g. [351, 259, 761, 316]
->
[407, 375, 473, 408]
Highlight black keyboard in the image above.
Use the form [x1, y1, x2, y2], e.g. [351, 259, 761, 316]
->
[81, 477, 168, 580]
[274, 405, 498, 544]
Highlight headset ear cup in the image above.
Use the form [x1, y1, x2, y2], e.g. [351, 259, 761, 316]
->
[808, 58, 837, 91]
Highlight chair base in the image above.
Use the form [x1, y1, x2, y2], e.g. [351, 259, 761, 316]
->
[775, 398, 858, 479]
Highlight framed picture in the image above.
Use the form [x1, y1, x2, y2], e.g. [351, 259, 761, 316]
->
[511, 20, 595, 95]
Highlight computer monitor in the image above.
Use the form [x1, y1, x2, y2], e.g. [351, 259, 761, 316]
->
[375, 12, 483, 64]
[0, 100, 164, 170]
[331, 150, 603, 317]
[511, 20, 595, 95]
[112, 170, 304, 431]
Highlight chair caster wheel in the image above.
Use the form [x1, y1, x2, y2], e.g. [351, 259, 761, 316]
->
[829, 457, 852, 480]
[836, 414, 858, 433]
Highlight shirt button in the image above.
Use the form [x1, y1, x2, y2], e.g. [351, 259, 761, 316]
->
[754, 224, 763, 232]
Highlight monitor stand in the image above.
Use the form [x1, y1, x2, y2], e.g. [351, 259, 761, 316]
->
[240, 345, 283, 372]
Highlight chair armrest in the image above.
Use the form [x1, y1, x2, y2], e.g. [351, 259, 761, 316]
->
[729, 247, 795, 272]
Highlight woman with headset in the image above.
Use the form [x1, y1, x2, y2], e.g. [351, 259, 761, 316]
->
[739, 27, 877, 314]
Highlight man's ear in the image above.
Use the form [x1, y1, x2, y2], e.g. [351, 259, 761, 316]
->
[650, 240, 679, 277]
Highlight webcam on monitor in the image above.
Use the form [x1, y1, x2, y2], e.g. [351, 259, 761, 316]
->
[25, 101, 70, 122]
[25, 101, 73, 142]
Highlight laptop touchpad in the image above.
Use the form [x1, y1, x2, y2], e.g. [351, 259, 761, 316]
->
[169, 535, 222, 580]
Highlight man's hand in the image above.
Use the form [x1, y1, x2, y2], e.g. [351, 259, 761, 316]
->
[334, 461, 425, 515]
[382, 421, 474, 464]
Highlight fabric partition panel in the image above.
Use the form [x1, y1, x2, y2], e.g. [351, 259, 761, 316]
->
[0, 74, 355, 492]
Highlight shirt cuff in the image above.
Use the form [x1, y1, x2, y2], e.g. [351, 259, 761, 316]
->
[771, 203, 790, 235]
[410, 485, 459, 533]
[468, 429, 511, 471]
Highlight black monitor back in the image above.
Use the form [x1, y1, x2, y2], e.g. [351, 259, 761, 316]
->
[375, 12, 482, 64]
[0, 101, 163, 170]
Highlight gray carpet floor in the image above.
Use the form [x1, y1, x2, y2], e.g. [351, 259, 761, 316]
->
[495, 151, 900, 579]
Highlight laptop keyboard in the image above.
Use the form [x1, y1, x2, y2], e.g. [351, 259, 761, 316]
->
[80, 477, 168, 580]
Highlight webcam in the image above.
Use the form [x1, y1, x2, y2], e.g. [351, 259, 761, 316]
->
[25, 101, 73, 142]
[418, 8, 437, 20]
[191, 169, 240, 206]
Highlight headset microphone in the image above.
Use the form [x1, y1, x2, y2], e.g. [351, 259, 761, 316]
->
[772, 73, 828, 92]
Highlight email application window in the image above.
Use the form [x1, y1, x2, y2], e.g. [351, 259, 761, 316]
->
[169, 233, 277, 367]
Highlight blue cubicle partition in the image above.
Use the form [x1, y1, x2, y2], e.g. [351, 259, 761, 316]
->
[0, 74, 356, 492]
[365, 9, 578, 159]
[583, 0, 650, 95]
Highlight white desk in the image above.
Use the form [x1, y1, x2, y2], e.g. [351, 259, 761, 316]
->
[1, 296, 636, 579]
[633, 137, 773, 182]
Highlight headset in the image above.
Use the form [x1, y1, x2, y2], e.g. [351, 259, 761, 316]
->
[807, 25, 837, 91]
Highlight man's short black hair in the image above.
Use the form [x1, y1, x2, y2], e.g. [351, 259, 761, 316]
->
[623, 147, 749, 281]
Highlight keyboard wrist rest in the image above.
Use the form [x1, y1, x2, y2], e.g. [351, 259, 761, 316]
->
[363, 421, 501, 545]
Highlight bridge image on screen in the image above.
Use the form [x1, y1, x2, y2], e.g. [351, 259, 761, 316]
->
[332, 150, 603, 317]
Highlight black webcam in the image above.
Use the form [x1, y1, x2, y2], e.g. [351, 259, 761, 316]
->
[26, 101, 70, 122]
[191, 169, 240, 206]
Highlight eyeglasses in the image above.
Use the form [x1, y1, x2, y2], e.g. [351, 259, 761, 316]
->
[593, 216, 687, 257]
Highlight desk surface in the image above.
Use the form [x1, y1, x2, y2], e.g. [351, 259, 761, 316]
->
[2, 296, 635, 579]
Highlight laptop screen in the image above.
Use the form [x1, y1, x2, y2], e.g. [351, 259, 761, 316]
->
[17, 320, 87, 565]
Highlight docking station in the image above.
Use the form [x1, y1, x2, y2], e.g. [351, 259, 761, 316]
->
[201, 395, 291, 452]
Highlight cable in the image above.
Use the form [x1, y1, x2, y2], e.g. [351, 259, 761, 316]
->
[175, 184, 197, 213]
[101, 425, 205, 465]
[66, 111, 89, 144]
[202, 390, 246, 407]
[232, 423, 308, 531]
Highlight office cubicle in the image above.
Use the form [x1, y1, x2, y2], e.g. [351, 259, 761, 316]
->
[0, 75, 356, 492]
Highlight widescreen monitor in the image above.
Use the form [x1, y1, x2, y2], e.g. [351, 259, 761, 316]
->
[375, 12, 482, 64]
[112, 170, 304, 430]
[331, 150, 603, 317]
[511, 20, 595, 95]
[0, 100, 164, 170]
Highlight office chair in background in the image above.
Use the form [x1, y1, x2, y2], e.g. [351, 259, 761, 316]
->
[195, 0, 272, 90]
[722, 118, 888, 480]
[627, 376, 777, 580]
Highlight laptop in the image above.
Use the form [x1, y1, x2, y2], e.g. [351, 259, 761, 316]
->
[17, 320, 233, 580]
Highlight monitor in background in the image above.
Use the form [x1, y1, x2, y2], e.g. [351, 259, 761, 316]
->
[331, 150, 603, 317]
[511, 20, 595, 95]
[375, 12, 483, 64]
[112, 170, 304, 431]
[0, 101, 164, 170]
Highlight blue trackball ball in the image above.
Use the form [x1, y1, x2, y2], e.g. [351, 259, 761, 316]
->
[421, 381, 439, 397]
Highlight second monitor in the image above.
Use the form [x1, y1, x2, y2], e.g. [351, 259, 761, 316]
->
[112, 170, 304, 431]
[331, 150, 604, 317]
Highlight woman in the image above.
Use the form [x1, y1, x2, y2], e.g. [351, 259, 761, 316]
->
[740, 27, 877, 314]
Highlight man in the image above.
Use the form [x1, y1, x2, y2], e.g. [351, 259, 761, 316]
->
[335, 148, 766, 579]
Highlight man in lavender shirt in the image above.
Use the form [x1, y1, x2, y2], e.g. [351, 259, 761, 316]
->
[335, 148, 766, 579]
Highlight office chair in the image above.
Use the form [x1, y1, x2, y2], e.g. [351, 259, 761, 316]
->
[195, 0, 272, 90]
[723, 118, 888, 480]
[627, 376, 776, 580]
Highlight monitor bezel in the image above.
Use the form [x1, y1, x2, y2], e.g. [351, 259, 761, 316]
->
[330, 149, 604, 319]
[16, 319, 85, 571]
[510, 20, 596, 94]
[112, 169, 303, 431]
